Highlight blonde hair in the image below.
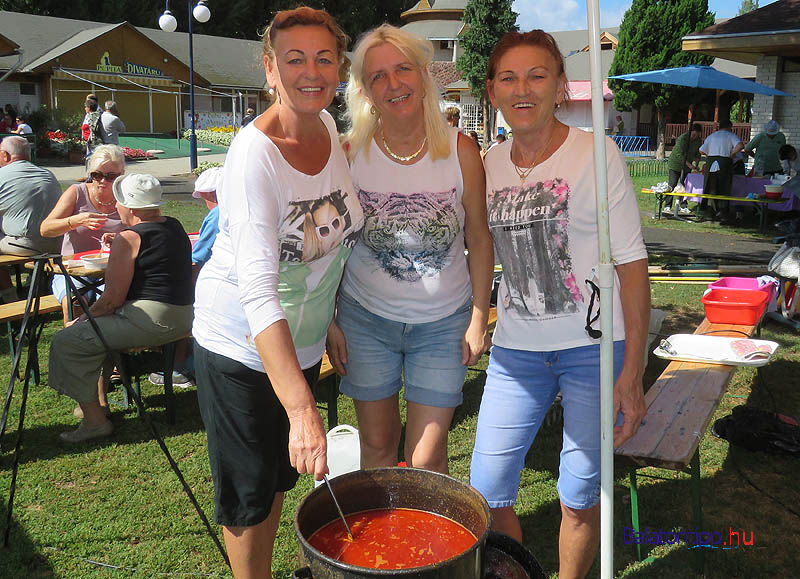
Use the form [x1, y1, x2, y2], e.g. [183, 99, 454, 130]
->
[87, 144, 126, 174]
[345, 24, 449, 161]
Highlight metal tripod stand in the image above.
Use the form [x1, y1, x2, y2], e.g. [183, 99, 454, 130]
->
[0, 254, 229, 567]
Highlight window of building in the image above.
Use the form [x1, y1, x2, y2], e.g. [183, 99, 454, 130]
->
[19, 83, 36, 96]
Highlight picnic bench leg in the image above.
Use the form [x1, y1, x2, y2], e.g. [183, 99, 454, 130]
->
[690, 450, 704, 574]
[653, 193, 663, 220]
[629, 468, 644, 561]
[163, 341, 176, 425]
[759, 204, 767, 234]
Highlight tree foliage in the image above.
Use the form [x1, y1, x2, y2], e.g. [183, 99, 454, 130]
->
[456, 0, 518, 99]
[0, 0, 415, 44]
[738, 0, 759, 15]
[608, 0, 714, 114]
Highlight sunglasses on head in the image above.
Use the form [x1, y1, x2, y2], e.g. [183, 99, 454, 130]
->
[315, 216, 344, 238]
[90, 171, 122, 183]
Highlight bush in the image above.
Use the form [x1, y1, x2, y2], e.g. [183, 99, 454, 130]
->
[192, 161, 223, 175]
[183, 128, 233, 147]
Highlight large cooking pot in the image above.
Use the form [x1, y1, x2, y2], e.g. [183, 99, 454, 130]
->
[294, 467, 491, 578]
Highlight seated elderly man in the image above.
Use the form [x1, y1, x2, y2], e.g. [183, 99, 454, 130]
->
[0, 135, 62, 302]
[49, 174, 193, 442]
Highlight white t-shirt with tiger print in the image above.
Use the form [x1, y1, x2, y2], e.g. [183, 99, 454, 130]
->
[341, 127, 472, 323]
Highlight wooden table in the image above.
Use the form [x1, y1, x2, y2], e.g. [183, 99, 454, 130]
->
[642, 188, 783, 232]
[0, 254, 33, 295]
[28, 256, 106, 320]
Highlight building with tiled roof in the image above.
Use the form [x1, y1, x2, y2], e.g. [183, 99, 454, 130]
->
[0, 10, 266, 133]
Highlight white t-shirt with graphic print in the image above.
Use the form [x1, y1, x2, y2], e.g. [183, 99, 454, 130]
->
[484, 127, 647, 352]
[193, 111, 364, 371]
[340, 127, 472, 323]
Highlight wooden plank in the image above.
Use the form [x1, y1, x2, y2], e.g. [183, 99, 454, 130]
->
[648, 265, 768, 276]
[0, 295, 61, 323]
[0, 255, 32, 267]
[616, 318, 756, 470]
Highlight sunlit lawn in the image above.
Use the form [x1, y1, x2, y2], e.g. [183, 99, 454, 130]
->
[1, 187, 798, 578]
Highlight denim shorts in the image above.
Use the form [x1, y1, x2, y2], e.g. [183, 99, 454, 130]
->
[470, 341, 625, 510]
[336, 292, 471, 408]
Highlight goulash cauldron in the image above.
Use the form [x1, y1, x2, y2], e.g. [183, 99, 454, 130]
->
[294, 467, 491, 578]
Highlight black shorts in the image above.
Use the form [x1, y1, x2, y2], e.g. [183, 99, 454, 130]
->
[195, 342, 321, 527]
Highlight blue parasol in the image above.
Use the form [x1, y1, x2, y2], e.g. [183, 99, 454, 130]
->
[610, 64, 793, 96]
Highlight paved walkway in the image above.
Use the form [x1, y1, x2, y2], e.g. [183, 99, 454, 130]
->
[42, 153, 227, 195]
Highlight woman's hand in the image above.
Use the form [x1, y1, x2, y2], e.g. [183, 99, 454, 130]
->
[65, 314, 85, 328]
[76, 212, 109, 231]
[325, 318, 348, 376]
[462, 319, 491, 366]
[286, 406, 328, 481]
[613, 369, 646, 448]
[100, 232, 116, 249]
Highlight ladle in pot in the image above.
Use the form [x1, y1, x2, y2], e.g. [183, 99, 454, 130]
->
[322, 474, 354, 541]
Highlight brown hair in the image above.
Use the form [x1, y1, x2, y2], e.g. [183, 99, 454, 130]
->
[487, 30, 568, 99]
[262, 6, 348, 62]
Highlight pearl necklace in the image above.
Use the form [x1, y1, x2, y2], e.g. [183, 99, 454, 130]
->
[382, 131, 427, 163]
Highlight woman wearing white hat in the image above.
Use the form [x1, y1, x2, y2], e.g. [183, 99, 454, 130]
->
[745, 119, 786, 176]
[48, 173, 194, 443]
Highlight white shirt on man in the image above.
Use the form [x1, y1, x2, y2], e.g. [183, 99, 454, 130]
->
[101, 111, 126, 144]
[699, 130, 742, 172]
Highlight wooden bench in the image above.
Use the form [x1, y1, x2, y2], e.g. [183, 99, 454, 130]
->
[314, 307, 500, 429]
[0, 254, 33, 294]
[616, 317, 758, 572]
[0, 295, 62, 386]
[642, 188, 784, 232]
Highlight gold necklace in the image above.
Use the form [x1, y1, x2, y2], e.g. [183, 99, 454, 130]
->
[513, 130, 556, 186]
[382, 131, 427, 163]
[91, 191, 116, 208]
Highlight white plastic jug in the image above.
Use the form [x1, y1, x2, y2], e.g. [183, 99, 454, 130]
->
[314, 424, 361, 487]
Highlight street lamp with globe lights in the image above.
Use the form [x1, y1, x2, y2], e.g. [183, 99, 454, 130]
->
[158, 0, 211, 170]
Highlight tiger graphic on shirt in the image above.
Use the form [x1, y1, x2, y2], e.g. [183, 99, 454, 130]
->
[357, 188, 460, 282]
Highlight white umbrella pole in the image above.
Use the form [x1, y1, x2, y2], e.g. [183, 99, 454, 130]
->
[586, 1, 615, 578]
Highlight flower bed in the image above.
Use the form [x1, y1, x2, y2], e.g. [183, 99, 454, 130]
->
[182, 128, 233, 147]
[46, 130, 83, 156]
[122, 147, 155, 160]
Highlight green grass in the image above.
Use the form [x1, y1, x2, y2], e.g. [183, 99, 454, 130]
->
[2, 188, 799, 578]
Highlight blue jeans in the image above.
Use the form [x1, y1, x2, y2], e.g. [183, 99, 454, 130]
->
[470, 341, 625, 510]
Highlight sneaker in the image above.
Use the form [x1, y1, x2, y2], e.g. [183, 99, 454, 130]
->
[678, 206, 693, 216]
[661, 205, 673, 214]
[149, 371, 194, 388]
[59, 419, 113, 443]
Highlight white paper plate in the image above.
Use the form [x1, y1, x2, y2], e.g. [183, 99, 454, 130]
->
[653, 334, 779, 367]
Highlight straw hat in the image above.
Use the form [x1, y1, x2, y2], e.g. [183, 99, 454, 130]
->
[112, 174, 163, 209]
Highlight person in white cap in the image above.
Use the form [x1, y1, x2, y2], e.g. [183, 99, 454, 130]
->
[48, 173, 194, 443]
[744, 119, 786, 176]
[190, 166, 222, 268]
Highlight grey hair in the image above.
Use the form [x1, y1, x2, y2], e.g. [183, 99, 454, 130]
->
[86, 144, 126, 174]
[104, 100, 118, 114]
[1, 136, 31, 159]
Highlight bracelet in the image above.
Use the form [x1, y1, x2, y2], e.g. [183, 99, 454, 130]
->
[67, 216, 72, 230]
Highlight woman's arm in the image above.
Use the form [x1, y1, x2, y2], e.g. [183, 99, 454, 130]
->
[255, 323, 327, 479]
[225, 140, 328, 479]
[612, 258, 650, 448]
[69, 230, 138, 325]
[458, 132, 493, 366]
[40, 185, 108, 238]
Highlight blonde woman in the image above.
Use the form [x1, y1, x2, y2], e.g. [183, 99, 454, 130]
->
[326, 24, 492, 474]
